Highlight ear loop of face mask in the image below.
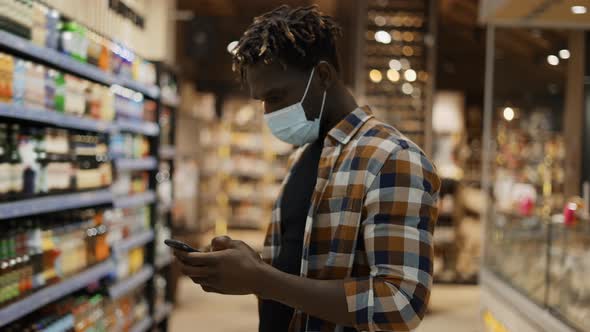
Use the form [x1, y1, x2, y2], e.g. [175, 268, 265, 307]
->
[300, 66, 328, 123]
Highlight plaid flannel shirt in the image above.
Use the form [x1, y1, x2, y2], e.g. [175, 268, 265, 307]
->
[262, 106, 440, 332]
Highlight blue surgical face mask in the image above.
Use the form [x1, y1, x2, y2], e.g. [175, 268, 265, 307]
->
[264, 66, 327, 146]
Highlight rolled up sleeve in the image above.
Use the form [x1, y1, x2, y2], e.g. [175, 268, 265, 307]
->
[344, 148, 440, 332]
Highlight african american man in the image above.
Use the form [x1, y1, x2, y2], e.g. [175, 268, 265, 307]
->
[174, 5, 441, 332]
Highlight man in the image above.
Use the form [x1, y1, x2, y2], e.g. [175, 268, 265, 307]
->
[174, 5, 440, 332]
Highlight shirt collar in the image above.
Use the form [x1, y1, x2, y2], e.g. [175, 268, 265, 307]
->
[326, 106, 374, 145]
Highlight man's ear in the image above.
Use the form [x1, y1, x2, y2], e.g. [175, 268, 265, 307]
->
[316, 61, 337, 90]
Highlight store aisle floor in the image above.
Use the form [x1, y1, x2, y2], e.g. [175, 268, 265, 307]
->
[170, 277, 483, 332]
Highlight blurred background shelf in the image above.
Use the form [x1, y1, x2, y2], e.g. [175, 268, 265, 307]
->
[113, 191, 156, 209]
[0, 189, 113, 220]
[0, 260, 114, 327]
[108, 265, 154, 300]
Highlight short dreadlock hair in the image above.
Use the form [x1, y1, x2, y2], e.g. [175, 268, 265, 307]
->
[232, 5, 342, 82]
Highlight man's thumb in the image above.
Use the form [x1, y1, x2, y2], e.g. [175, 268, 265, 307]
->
[211, 235, 233, 251]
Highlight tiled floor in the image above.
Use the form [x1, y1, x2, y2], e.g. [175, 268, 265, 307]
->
[170, 277, 484, 332]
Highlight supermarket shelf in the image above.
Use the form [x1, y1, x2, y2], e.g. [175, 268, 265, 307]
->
[119, 77, 160, 100]
[159, 145, 176, 160]
[115, 157, 158, 171]
[0, 30, 159, 99]
[108, 265, 154, 300]
[113, 191, 156, 209]
[112, 230, 155, 254]
[0, 189, 113, 220]
[0, 102, 113, 133]
[480, 267, 575, 332]
[130, 317, 153, 332]
[0, 260, 114, 327]
[115, 118, 160, 136]
[155, 252, 174, 269]
[153, 302, 173, 324]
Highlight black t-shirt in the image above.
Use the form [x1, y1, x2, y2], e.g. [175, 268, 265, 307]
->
[259, 139, 323, 332]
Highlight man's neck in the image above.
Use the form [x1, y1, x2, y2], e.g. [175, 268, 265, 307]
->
[319, 84, 359, 139]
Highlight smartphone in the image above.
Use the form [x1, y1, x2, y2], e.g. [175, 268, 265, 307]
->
[164, 239, 200, 252]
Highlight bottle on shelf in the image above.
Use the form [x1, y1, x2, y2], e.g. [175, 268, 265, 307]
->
[9, 124, 24, 200]
[0, 123, 10, 199]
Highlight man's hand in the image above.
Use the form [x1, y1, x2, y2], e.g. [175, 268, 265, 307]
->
[173, 236, 264, 295]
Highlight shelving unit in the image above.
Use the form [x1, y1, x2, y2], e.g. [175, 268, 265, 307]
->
[0, 189, 113, 220]
[112, 230, 155, 254]
[115, 118, 160, 137]
[152, 63, 180, 331]
[108, 265, 154, 300]
[0, 3, 171, 329]
[0, 102, 114, 133]
[361, 0, 435, 153]
[115, 157, 159, 172]
[0, 260, 115, 327]
[0, 30, 159, 99]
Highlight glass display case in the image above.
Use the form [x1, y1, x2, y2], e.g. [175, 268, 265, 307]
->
[481, 27, 589, 332]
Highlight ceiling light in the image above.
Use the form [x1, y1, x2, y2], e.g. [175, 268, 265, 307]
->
[559, 49, 570, 59]
[571, 5, 587, 14]
[404, 69, 417, 82]
[369, 69, 382, 83]
[402, 83, 414, 95]
[400, 58, 411, 69]
[387, 69, 400, 82]
[374, 16, 386, 26]
[503, 107, 515, 122]
[547, 55, 559, 66]
[375, 30, 392, 44]
[389, 59, 402, 71]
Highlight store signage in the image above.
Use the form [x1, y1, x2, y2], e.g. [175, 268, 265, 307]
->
[109, 0, 145, 29]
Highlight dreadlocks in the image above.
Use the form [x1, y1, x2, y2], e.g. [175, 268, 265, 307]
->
[232, 5, 342, 82]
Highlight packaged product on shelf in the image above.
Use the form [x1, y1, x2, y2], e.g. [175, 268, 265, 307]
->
[64, 74, 87, 116]
[12, 57, 26, 106]
[24, 62, 45, 109]
[104, 207, 151, 246]
[0, 53, 15, 102]
[134, 58, 156, 86]
[9, 124, 24, 198]
[112, 84, 144, 120]
[1, 123, 114, 200]
[110, 42, 133, 79]
[0, 209, 109, 307]
[0, 123, 10, 199]
[113, 247, 145, 281]
[59, 20, 89, 62]
[53, 71, 66, 112]
[30, 2, 47, 50]
[72, 132, 112, 190]
[86, 30, 104, 68]
[110, 132, 150, 159]
[44, 68, 57, 110]
[5, 291, 120, 331]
